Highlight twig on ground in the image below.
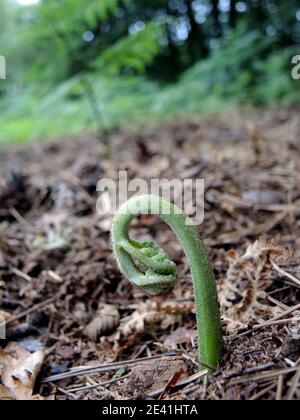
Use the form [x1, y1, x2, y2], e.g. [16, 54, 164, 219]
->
[267, 295, 290, 310]
[235, 318, 300, 338]
[0, 296, 57, 328]
[230, 366, 300, 386]
[146, 370, 208, 399]
[268, 302, 300, 322]
[286, 358, 300, 401]
[271, 260, 300, 288]
[234, 302, 300, 338]
[42, 352, 178, 383]
[276, 375, 284, 401]
[225, 363, 275, 380]
[9, 207, 32, 227]
[249, 382, 277, 400]
[56, 387, 79, 400]
[65, 374, 130, 393]
[11, 267, 32, 282]
[211, 212, 287, 245]
[253, 317, 300, 329]
[286, 368, 300, 400]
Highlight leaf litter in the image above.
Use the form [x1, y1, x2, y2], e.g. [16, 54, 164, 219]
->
[0, 108, 300, 399]
[0, 342, 44, 400]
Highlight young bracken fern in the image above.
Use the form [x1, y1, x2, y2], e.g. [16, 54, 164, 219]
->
[111, 195, 222, 370]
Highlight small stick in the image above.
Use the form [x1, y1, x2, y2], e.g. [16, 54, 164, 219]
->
[276, 375, 284, 401]
[236, 317, 300, 338]
[56, 386, 79, 400]
[66, 374, 130, 393]
[146, 370, 208, 398]
[11, 267, 32, 282]
[271, 260, 300, 287]
[215, 211, 287, 245]
[267, 295, 289, 311]
[250, 382, 277, 400]
[9, 207, 31, 227]
[225, 363, 275, 380]
[46, 270, 63, 283]
[0, 297, 57, 328]
[230, 366, 300, 386]
[267, 302, 300, 322]
[84, 376, 102, 397]
[235, 301, 300, 338]
[252, 317, 300, 329]
[42, 352, 178, 383]
[286, 367, 300, 400]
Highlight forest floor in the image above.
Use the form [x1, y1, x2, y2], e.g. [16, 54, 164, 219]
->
[0, 108, 300, 400]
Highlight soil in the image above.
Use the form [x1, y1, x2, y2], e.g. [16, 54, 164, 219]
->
[0, 108, 300, 400]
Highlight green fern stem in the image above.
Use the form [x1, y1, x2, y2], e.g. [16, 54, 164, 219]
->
[111, 195, 222, 369]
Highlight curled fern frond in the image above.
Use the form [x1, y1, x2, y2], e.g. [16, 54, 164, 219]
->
[117, 237, 177, 295]
[111, 194, 222, 370]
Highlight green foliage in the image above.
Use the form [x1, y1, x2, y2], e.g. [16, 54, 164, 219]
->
[95, 23, 164, 73]
[155, 26, 299, 115]
[0, 75, 160, 144]
[39, 0, 121, 30]
[0, 0, 299, 144]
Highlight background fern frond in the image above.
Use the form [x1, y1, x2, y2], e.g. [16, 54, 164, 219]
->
[95, 22, 164, 73]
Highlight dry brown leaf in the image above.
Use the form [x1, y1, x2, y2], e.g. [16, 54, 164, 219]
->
[120, 302, 163, 337]
[119, 300, 195, 337]
[164, 327, 197, 347]
[84, 304, 120, 342]
[0, 342, 44, 400]
[0, 310, 11, 322]
[242, 238, 290, 263]
[219, 238, 290, 332]
[158, 367, 185, 399]
[158, 300, 195, 315]
[0, 385, 12, 400]
[159, 300, 194, 330]
[124, 355, 188, 397]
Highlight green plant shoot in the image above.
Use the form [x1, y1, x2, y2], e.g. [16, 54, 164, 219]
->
[111, 195, 222, 370]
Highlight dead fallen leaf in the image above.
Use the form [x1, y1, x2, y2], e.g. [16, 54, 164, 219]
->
[164, 327, 197, 347]
[158, 367, 185, 399]
[84, 304, 120, 342]
[219, 238, 291, 332]
[119, 300, 195, 337]
[124, 356, 188, 397]
[0, 342, 44, 400]
[0, 310, 11, 322]
[0, 385, 12, 400]
[120, 302, 162, 337]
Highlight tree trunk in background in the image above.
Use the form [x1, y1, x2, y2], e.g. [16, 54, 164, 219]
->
[212, 0, 222, 37]
[230, 0, 238, 28]
[186, 1, 208, 62]
[250, 0, 268, 30]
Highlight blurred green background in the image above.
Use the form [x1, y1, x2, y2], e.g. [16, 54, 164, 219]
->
[0, 0, 299, 144]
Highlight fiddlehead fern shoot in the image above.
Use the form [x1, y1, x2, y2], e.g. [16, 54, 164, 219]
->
[111, 195, 222, 369]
